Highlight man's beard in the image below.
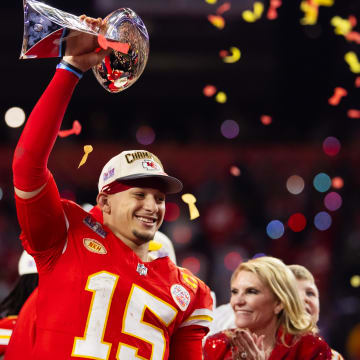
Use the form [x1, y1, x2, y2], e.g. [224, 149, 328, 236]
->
[132, 229, 153, 243]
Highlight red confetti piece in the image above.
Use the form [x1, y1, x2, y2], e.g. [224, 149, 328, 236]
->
[345, 31, 360, 44]
[328, 87, 347, 106]
[219, 49, 230, 58]
[207, 14, 225, 29]
[348, 109, 360, 118]
[267, 0, 282, 20]
[58, 120, 82, 138]
[216, 2, 231, 15]
[203, 85, 217, 97]
[261, 115, 272, 125]
[355, 77, 360, 87]
[97, 34, 130, 53]
[348, 15, 357, 28]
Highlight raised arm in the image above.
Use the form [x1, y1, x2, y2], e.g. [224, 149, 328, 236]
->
[12, 17, 108, 252]
[13, 16, 107, 199]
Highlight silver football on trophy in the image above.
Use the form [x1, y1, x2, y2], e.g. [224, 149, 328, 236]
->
[20, 0, 149, 93]
[92, 8, 149, 93]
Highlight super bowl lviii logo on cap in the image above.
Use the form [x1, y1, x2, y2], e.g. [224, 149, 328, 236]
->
[103, 167, 115, 182]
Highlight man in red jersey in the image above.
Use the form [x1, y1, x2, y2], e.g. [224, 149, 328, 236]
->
[12, 16, 213, 360]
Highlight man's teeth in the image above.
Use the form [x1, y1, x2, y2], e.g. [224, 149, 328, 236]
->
[137, 216, 155, 223]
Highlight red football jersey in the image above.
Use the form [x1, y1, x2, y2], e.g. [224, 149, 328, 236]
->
[18, 184, 213, 360]
[0, 316, 17, 356]
[5, 288, 38, 359]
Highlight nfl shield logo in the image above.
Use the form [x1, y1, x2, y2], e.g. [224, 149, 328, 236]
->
[137, 263, 148, 276]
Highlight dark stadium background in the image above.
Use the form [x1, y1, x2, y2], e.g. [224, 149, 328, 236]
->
[1, 0, 360, 356]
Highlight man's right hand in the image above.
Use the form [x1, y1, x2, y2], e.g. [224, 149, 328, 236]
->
[63, 15, 110, 72]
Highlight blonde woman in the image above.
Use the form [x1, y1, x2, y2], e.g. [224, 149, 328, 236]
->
[204, 256, 332, 359]
[289, 264, 344, 360]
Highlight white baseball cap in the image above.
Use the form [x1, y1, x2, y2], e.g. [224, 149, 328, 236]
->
[98, 150, 183, 194]
[18, 250, 37, 276]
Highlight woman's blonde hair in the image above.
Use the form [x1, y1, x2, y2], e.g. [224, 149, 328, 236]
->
[231, 256, 314, 342]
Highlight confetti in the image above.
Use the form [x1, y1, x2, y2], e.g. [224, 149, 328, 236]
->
[215, 91, 227, 103]
[216, 2, 231, 15]
[205, 0, 217, 3]
[345, 31, 360, 44]
[347, 109, 360, 119]
[219, 49, 230, 58]
[330, 16, 353, 36]
[355, 77, 360, 87]
[207, 14, 225, 29]
[348, 15, 357, 28]
[313, 0, 334, 5]
[221, 47, 241, 63]
[98, 34, 130, 53]
[58, 120, 82, 138]
[267, 0, 282, 20]
[344, 52, 360, 73]
[78, 145, 93, 168]
[328, 87, 347, 106]
[300, 1, 318, 25]
[242, 2, 264, 23]
[182, 193, 200, 220]
[261, 115, 272, 125]
[203, 85, 217, 97]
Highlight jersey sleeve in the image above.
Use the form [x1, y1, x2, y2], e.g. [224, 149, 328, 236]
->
[169, 325, 207, 360]
[15, 174, 67, 270]
[178, 269, 213, 331]
[168, 268, 214, 359]
[13, 68, 78, 258]
[203, 332, 231, 360]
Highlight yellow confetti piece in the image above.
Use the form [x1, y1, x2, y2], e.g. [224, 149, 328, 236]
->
[300, 1, 318, 25]
[242, 10, 256, 23]
[78, 145, 93, 168]
[182, 193, 200, 220]
[148, 240, 162, 251]
[313, 0, 334, 6]
[205, 0, 217, 3]
[207, 14, 225, 29]
[242, 2, 264, 23]
[254, 2, 264, 17]
[222, 47, 241, 63]
[215, 91, 227, 103]
[330, 16, 353, 36]
[344, 52, 360, 73]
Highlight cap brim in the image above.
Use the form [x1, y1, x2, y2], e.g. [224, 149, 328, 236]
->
[115, 174, 183, 194]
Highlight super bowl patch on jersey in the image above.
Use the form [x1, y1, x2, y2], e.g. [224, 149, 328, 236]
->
[171, 284, 190, 311]
[83, 238, 107, 254]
